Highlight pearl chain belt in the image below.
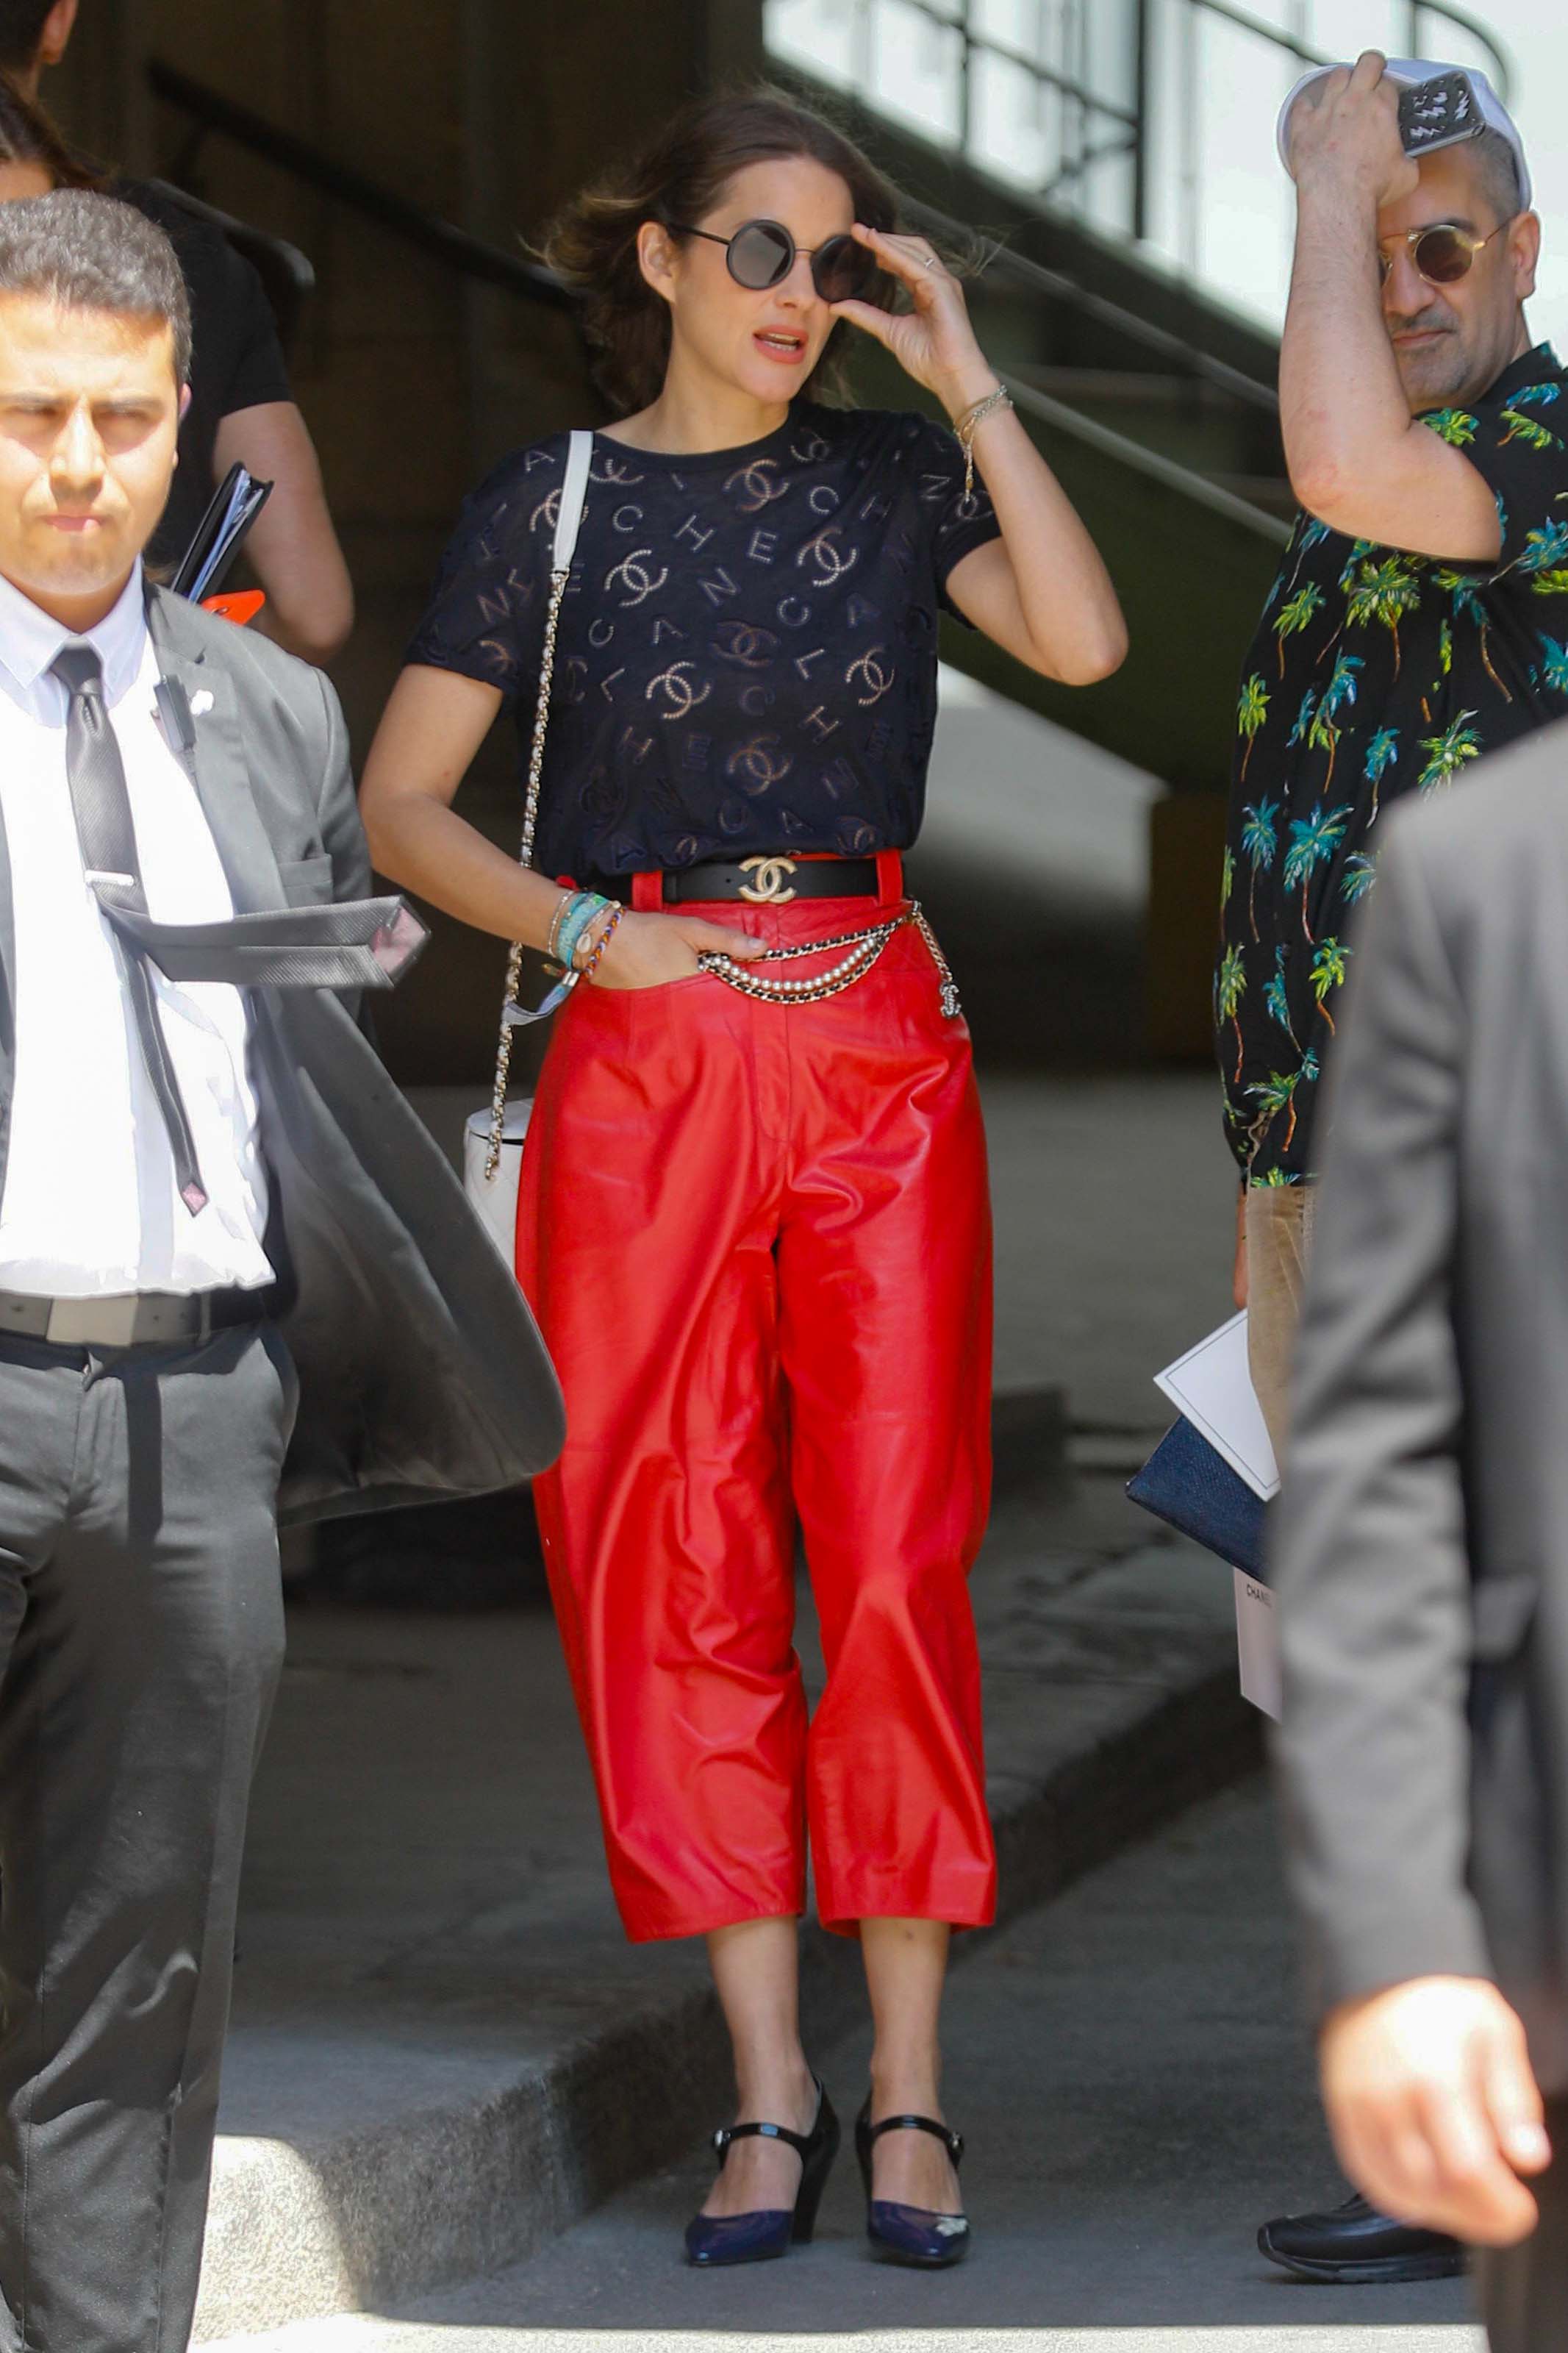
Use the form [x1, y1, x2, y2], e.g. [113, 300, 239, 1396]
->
[697, 904, 962, 1020]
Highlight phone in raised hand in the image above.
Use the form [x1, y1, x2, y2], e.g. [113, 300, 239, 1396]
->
[1397, 69, 1486, 162]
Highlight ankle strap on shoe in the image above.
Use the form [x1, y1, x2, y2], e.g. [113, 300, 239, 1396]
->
[712, 2118, 813, 2165]
[864, 2113, 965, 2165]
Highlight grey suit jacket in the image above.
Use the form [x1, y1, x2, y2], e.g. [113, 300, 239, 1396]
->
[1275, 714, 1568, 2087]
[0, 584, 565, 1525]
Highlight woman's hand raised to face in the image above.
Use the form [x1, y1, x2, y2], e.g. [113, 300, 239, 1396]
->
[584, 910, 767, 991]
[831, 225, 1000, 420]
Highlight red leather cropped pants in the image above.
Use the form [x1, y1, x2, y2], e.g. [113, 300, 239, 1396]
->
[515, 866, 996, 1943]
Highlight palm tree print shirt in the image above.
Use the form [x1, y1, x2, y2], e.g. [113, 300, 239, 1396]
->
[1218, 343, 1568, 1184]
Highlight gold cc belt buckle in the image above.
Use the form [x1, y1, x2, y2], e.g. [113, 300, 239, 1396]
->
[739, 855, 798, 904]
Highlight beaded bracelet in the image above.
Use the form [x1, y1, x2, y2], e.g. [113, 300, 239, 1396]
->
[546, 890, 575, 964]
[573, 900, 623, 984]
[554, 890, 613, 974]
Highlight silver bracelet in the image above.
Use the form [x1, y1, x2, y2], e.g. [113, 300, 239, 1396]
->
[952, 385, 1012, 499]
[546, 889, 574, 964]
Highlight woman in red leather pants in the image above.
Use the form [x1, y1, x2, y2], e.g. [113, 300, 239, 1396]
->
[362, 90, 1125, 2270]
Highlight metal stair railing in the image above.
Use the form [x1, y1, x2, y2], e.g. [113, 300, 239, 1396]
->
[146, 57, 572, 314]
[147, 54, 1289, 789]
[767, 0, 1513, 257]
[899, 193, 1279, 417]
[148, 53, 1283, 441]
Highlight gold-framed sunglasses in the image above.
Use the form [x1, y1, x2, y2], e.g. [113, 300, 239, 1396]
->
[1377, 218, 1514, 288]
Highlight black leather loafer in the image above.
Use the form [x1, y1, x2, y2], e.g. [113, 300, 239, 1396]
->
[1257, 2190, 1465, 2284]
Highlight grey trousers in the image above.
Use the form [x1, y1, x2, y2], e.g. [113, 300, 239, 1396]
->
[0, 1325, 293, 2353]
[1475, 2099, 1568, 2351]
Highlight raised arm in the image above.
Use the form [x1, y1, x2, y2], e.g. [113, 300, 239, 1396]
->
[1279, 52, 1535, 560]
[834, 226, 1128, 685]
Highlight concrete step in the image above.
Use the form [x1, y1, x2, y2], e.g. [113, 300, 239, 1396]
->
[206, 2324, 1483, 2353]
[201, 1782, 1475, 2353]
[196, 1471, 1258, 2341]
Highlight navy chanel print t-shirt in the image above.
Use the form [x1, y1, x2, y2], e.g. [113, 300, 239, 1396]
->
[405, 402, 1002, 882]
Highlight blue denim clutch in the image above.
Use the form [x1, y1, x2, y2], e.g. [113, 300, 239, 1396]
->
[1126, 1415, 1267, 1579]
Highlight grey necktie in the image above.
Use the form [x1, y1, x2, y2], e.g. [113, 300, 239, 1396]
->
[50, 641, 428, 1221]
[52, 640, 211, 1213]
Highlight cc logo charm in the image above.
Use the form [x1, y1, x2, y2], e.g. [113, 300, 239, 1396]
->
[739, 855, 798, 904]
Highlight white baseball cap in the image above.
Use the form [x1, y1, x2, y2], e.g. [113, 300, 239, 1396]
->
[1275, 58, 1532, 211]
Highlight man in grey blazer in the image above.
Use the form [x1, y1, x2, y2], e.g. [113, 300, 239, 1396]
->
[1272, 710, 1568, 2346]
[0, 190, 562, 2352]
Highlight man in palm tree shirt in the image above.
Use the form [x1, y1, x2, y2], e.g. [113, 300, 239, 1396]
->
[1217, 52, 1568, 2288]
[1222, 53, 1568, 1454]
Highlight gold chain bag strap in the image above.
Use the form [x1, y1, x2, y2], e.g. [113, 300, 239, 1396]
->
[479, 429, 595, 1184]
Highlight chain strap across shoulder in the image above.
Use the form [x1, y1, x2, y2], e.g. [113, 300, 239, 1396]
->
[481, 429, 965, 1180]
[484, 431, 594, 1180]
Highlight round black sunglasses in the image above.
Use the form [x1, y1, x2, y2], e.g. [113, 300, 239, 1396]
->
[665, 216, 876, 306]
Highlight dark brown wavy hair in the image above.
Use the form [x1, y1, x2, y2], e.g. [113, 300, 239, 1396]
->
[543, 87, 903, 415]
[0, 68, 101, 191]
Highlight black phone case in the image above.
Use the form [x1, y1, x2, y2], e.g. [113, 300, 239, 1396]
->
[1398, 69, 1486, 160]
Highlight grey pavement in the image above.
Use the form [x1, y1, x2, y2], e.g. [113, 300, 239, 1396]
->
[202, 2332, 1483, 2353]
[193, 1074, 1261, 2338]
[202, 1474, 1255, 2339]
[204, 1783, 1483, 2353]
[980, 1074, 1237, 1435]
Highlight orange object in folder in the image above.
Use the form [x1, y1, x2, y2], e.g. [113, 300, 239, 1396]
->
[201, 590, 267, 626]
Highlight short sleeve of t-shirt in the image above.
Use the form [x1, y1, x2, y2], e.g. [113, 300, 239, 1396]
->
[211, 245, 295, 418]
[118, 179, 295, 565]
[895, 410, 1004, 618]
[406, 404, 1009, 877]
[1421, 365, 1568, 583]
[116, 181, 293, 421]
[404, 448, 554, 701]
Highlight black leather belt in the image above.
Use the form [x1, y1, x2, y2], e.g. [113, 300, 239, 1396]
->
[607, 857, 880, 907]
[0, 1285, 273, 1350]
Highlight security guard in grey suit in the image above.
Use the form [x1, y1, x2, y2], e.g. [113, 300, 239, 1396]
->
[0, 192, 562, 2352]
[1272, 713, 1568, 2349]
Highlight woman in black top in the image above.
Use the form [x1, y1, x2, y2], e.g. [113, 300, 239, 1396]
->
[362, 90, 1124, 2271]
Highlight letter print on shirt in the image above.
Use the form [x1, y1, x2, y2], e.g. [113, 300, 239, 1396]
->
[407, 401, 1003, 878]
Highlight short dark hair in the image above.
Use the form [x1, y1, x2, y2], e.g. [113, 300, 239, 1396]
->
[0, 3, 54, 74]
[1470, 127, 1525, 224]
[0, 188, 190, 379]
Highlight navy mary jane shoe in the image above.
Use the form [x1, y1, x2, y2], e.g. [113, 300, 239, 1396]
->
[855, 2099, 971, 2267]
[684, 2079, 840, 2267]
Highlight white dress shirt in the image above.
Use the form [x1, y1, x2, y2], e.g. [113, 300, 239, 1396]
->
[0, 566, 272, 1297]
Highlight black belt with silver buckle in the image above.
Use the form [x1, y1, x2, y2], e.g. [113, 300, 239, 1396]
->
[0, 1285, 274, 1351]
[606, 857, 880, 908]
